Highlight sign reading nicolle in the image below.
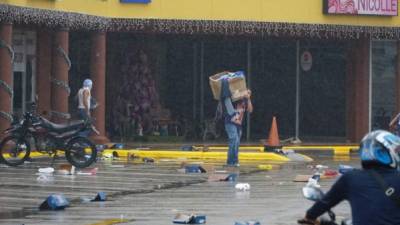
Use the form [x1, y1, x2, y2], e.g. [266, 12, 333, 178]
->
[323, 0, 398, 16]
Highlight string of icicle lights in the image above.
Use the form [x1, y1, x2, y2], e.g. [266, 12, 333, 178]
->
[0, 4, 400, 39]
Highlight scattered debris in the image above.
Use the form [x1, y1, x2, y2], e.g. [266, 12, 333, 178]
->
[338, 164, 355, 174]
[77, 167, 98, 175]
[322, 169, 338, 179]
[184, 165, 206, 173]
[143, 157, 155, 163]
[208, 173, 237, 182]
[293, 174, 312, 182]
[111, 143, 124, 149]
[306, 174, 321, 188]
[39, 194, 69, 210]
[92, 192, 107, 202]
[38, 167, 54, 174]
[235, 183, 250, 191]
[173, 213, 206, 224]
[235, 220, 261, 225]
[257, 164, 273, 170]
[102, 152, 114, 160]
[108, 165, 124, 168]
[56, 164, 75, 175]
[37, 173, 54, 183]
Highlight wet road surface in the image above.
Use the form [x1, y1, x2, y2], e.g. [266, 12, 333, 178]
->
[0, 153, 358, 225]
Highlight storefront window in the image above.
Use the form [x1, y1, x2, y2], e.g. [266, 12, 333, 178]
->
[299, 40, 347, 140]
[371, 41, 397, 131]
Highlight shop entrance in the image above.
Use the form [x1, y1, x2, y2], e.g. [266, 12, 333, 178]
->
[12, 30, 36, 117]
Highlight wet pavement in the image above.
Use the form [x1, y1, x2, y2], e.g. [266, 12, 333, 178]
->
[0, 153, 359, 225]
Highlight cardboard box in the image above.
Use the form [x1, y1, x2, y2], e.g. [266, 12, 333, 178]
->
[209, 71, 247, 102]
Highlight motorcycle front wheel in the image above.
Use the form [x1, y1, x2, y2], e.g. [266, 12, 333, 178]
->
[65, 137, 97, 168]
[0, 136, 31, 166]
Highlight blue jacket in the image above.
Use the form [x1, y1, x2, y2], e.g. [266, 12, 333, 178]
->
[306, 168, 400, 225]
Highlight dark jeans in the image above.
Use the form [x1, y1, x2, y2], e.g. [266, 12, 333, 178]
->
[78, 108, 89, 121]
[78, 108, 90, 137]
[225, 122, 242, 166]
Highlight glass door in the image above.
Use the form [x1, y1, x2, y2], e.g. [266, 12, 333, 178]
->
[12, 30, 36, 117]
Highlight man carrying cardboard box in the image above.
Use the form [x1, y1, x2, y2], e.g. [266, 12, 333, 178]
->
[220, 77, 253, 167]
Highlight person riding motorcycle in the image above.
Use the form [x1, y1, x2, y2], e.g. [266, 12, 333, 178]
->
[298, 130, 400, 225]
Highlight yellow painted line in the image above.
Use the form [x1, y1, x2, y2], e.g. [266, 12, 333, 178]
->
[3, 150, 65, 159]
[87, 218, 130, 225]
[103, 149, 292, 162]
[282, 145, 359, 155]
[206, 146, 264, 152]
[299, 154, 314, 162]
[196, 145, 359, 155]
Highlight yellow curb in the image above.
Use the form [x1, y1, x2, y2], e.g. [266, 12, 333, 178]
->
[3, 150, 65, 159]
[103, 149, 298, 162]
[205, 146, 264, 152]
[87, 218, 130, 225]
[282, 145, 359, 155]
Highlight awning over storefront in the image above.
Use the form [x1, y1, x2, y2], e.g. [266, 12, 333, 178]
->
[1, 4, 400, 39]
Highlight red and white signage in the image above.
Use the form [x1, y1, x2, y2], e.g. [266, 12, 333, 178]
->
[300, 51, 313, 72]
[323, 0, 398, 16]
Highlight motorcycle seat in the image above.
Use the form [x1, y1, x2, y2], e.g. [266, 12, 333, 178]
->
[40, 118, 86, 133]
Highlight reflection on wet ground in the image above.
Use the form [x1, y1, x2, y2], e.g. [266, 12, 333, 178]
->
[0, 153, 359, 225]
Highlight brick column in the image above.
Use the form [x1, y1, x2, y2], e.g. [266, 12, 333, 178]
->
[0, 23, 13, 133]
[36, 30, 52, 118]
[346, 38, 370, 142]
[51, 29, 70, 123]
[90, 32, 109, 143]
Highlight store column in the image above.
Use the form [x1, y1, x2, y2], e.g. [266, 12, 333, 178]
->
[90, 32, 108, 143]
[0, 22, 13, 134]
[51, 28, 70, 123]
[346, 38, 370, 142]
[36, 30, 52, 118]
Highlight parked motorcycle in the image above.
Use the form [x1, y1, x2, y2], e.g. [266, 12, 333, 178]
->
[0, 103, 97, 168]
[301, 183, 352, 225]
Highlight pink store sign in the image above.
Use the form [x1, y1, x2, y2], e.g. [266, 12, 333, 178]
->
[323, 0, 398, 16]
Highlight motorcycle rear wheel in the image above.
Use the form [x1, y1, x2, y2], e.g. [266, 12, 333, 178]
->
[65, 137, 97, 168]
[0, 136, 31, 166]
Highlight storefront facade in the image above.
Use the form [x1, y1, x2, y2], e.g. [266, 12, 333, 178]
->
[0, 0, 400, 143]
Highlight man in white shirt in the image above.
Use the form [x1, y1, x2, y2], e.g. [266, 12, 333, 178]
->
[77, 79, 92, 121]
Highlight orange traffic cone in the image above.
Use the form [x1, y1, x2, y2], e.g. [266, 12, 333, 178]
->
[264, 116, 282, 151]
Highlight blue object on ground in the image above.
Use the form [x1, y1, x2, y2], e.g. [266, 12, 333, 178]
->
[111, 143, 124, 149]
[92, 192, 107, 201]
[39, 194, 69, 210]
[338, 164, 355, 174]
[181, 145, 193, 151]
[173, 214, 206, 224]
[234, 221, 261, 225]
[185, 165, 206, 173]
